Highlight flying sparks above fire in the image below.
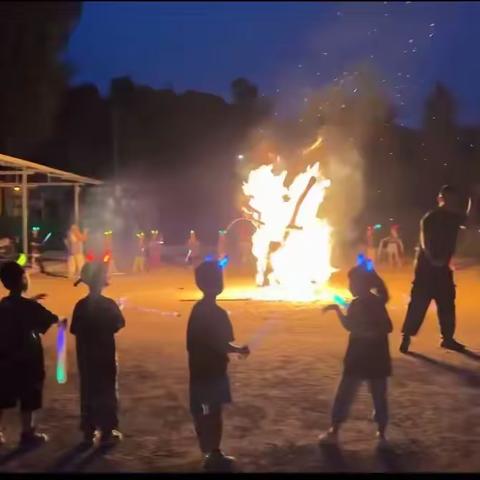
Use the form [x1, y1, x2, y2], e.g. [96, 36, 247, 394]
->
[242, 148, 337, 301]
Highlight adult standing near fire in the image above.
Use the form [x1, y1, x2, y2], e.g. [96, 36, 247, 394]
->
[66, 224, 88, 279]
[400, 185, 471, 354]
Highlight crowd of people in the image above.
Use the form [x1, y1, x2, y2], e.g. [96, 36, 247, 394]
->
[0, 184, 472, 472]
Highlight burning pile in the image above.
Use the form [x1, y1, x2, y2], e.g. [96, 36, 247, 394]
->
[242, 159, 335, 301]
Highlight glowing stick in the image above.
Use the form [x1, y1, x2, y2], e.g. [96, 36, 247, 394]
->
[56, 321, 67, 384]
[16, 253, 27, 267]
[218, 256, 229, 269]
[185, 249, 192, 263]
[333, 294, 349, 307]
[42, 232, 52, 244]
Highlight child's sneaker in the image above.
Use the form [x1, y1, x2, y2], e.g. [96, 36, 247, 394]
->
[19, 430, 49, 449]
[440, 338, 465, 352]
[318, 429, 338, 446]
[99, 429, 123, 447]
[376, 432, 389, 450]
[203, 450, 236, 472]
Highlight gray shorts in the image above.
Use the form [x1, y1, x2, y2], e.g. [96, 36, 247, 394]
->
[189, 375, 232, 415]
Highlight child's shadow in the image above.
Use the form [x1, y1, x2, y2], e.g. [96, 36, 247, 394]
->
[0, 446, 31, 467]
[458, 349, 480, 363]
[407, 351, 480, 388]
[46, 443, 92, 472]
[71, 443, 117, 472]
[47, 443, 116, 472]
[318, 444, 349, 471]
[376, 445, 406, 473]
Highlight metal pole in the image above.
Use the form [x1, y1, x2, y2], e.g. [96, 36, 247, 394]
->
[21, 170, 28, 255]
[74, 184, 80, 226]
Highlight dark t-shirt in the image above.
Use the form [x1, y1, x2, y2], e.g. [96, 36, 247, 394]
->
[417, 207, 466, 268]
[71, 295, 125, 373]
[342, 293, 393, 378]
[0, 295, 58, 383]
[187, 299, 234, 382]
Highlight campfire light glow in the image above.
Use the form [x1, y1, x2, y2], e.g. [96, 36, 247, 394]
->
[242, 160, 336, 301]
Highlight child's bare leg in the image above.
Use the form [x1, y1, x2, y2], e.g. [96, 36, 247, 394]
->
[192, 414, 209, 454]
[368, 378, 388, 438]
[208, 407, 223, 452]
[20, 410, 34, 433]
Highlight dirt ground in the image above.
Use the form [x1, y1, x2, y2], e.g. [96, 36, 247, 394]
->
[0, 261, 480, 473]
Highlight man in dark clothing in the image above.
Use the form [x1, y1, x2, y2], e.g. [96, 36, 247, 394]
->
[71, 261, 125, 448]
[0, 262, 63, 448]
[400, 185, 470, 354]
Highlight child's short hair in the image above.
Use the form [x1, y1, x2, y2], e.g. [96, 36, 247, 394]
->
[194, 260, 223, 294]
[75, 261, 108, 288]
[0, 261, 25, 290]
[348, 265, 376, 290]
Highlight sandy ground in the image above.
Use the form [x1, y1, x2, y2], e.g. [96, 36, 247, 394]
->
[0, 261, 480, 473]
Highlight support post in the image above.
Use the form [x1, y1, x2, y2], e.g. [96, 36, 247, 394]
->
[74, 184, 80, 226]
[21, 170, 28, 255]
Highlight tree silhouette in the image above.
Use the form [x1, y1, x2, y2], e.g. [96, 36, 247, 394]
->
[0, 1, 82, 155]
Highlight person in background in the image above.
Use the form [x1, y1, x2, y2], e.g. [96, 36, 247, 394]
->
[366, 225, 376, 262]
[65, 224, 88, 279]
[378, 225, 404, 268]
[217, 230, 227, 260]
[132, 231, 146, 274]
[147, 229, 163, 270]
[186, 230, 200, 266]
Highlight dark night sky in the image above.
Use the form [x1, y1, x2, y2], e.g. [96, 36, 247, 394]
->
[67, 1, 480, 128]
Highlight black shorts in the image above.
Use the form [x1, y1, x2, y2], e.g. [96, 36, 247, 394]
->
[0, 381, 43, 412]
[189, 375, 231, 415]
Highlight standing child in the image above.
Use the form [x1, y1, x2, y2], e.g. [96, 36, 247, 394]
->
[0, 262, 65, 447]
[187, 260, 249, 471]
[71, 261, 125, 447]
[320, 265, 393, 449]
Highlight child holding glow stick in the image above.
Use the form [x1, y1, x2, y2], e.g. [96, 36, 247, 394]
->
[71, 261, 125, 448]
[320, 264, 393, 449]
[187, 260, 249, 471]
[0, 262, 65, 448]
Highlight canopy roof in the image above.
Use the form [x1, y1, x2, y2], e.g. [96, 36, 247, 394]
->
[0, 153, 102, 186]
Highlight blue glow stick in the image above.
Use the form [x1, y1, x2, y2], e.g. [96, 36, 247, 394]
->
[333, 294, 349, 307]
[204, 255, 214, 262]
[218, 256, 229, 269]
[56, 322, 67, 384]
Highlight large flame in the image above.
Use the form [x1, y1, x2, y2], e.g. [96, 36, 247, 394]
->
[242, 160, 336, 301]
